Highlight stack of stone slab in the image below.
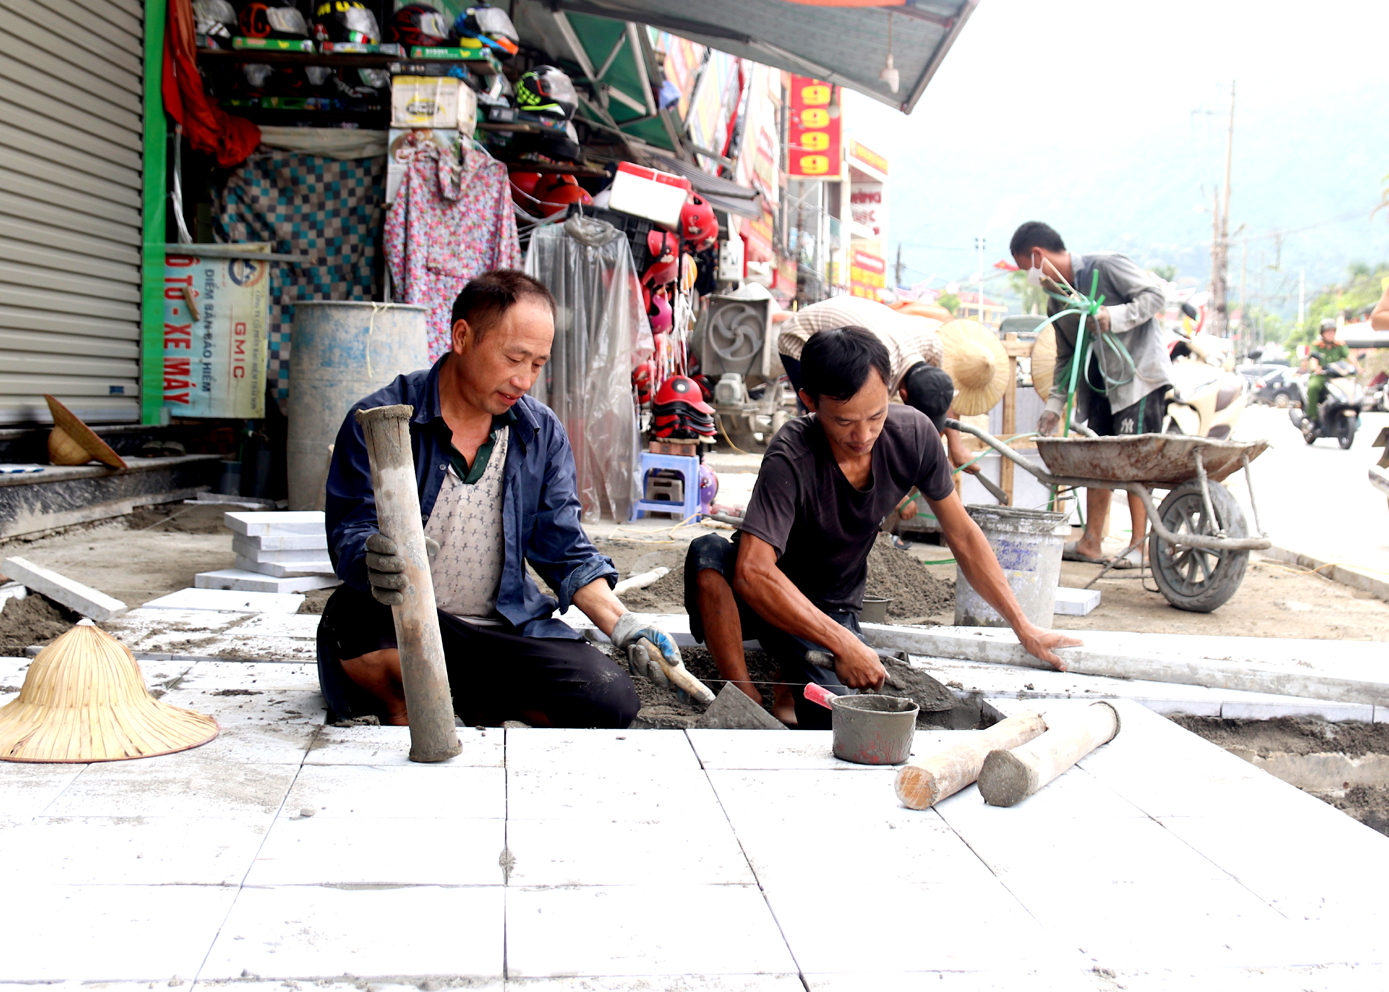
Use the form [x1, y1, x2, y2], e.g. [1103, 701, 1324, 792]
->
[195, 511, 340, 594]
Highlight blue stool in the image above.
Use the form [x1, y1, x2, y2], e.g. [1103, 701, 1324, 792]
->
[630, 452, 701, 521]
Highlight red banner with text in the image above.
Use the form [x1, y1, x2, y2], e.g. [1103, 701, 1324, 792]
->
[786, 76, 841, 178]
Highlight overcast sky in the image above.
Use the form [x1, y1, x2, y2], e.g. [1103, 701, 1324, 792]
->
[842, 0, 1389, 312]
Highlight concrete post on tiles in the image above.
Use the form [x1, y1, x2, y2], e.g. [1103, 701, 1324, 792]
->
[354, 404, 460, 763]
[977, 701, 1119, 807]
[894, 709, 1047, 810]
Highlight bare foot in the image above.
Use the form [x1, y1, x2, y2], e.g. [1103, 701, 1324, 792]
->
[771, 683, 799, 727]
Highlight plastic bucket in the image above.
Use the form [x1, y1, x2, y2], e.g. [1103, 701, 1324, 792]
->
[954, 505, 1068, 628]
[831, 695, 918, 765]
[860, 596, 892, 624]
[286, 302, 429, 511]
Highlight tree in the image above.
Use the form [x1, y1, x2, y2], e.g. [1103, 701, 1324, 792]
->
[936, 292, 960, 315]
[1006, 270, 1047, 315]
[1150, 263, 1178, 283]
[1288, 263, 1389, 347]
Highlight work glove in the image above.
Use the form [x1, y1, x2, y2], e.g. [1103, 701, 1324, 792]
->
[1037, 410, 1061, 437]
[364, 532, 439, 606]
[610, 612, 716, 705]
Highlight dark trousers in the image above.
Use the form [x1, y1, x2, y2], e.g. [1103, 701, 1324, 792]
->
[684, 533, 862, 730]
[317, 584, 639, 729]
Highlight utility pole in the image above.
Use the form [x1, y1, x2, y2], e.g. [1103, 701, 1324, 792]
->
[1237, 240, 1247, 355]
[974, 235, 985, 322]
[1209, 81, 1235, 338]
[894, 243, 904, 290]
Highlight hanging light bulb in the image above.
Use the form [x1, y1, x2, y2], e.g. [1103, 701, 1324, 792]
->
[880, 11, 900, 94]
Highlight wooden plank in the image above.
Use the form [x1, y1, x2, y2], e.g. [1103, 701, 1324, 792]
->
[1001, 332, 1017, 503]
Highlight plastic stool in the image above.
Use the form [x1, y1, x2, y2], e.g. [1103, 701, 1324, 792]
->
[630, 452, 700, 521]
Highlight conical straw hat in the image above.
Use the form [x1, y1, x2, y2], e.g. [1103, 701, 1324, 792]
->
[937, 319, 1008, 416]
[1031, 323, 1057, 401]
[0, 620, 217, 762]
[44, 394, 127, 469]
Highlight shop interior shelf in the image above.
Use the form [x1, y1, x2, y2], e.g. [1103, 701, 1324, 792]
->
[196, 48, 501, 76]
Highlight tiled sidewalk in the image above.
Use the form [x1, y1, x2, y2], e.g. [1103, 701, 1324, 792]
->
[1, 655, 1388, 990]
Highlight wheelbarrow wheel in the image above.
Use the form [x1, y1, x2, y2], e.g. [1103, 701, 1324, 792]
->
[1148, 480, 1249, 613]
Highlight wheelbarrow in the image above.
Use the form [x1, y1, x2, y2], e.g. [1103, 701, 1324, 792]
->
[945, 419, 1272, 613]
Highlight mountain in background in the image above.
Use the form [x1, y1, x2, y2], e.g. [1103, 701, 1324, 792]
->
[843, 0, 1389, 319]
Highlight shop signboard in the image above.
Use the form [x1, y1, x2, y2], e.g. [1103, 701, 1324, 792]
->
[848, 140, 888, 176]
[163, 254, 270, 418]
[741, 201, 776, 262]
[786, 76, 841, 178]
[734, 63, 781, 205]
[848, 249, 887, 300]
[848, 139, 888, 255]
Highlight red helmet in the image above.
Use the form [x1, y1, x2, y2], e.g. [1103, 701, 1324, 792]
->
[680, 193, 718, 250]
[510, 171, 543, 212]
[654, 375, 714, 415]
[387, 3, 450, 47]
[647, 228, 679, 262]
[532, 174, 591, 218]
[641, 255, 679, 291]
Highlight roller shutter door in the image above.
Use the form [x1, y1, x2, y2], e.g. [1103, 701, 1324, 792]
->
[0, 0, 146, 425]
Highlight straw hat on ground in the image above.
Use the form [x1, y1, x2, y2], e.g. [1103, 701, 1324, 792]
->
[937, 318, 1009, 415]
[1031, 323, 1057, 401]
[45, 394, 127, 469]
[0, 619, 217, 762]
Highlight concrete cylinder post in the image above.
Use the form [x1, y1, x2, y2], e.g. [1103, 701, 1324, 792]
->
[977, 702, 1119, 807]
[894, 710, 1048, 810]
[354, 404, 460, 763]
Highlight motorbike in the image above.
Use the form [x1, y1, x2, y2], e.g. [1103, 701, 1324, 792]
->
[1163, 304, 1248, 439]
[1289, 360, 1364, 449]
[1365, 371, 1388, 414]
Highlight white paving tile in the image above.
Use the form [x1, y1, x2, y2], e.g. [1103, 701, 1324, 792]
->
[44, 761, 297, 819]
[507, 979, 803, 991]
[151, 722, 318, 765]
[158, 687, 326, 727]
[0, 884, 237, 980]
[804, 971, 1110, 991]
[177, 661, 320, 691]
[505, 816, 755, 887]
[731, 810, 999, 890]
[246, 815, 506, 886]
[143, 588, 303, 614]
[687, 728, 952, 771]
[284, 763, 505, 819]
[504, 727, 701, 771]
[306, 724, 503, 766]
[704, 767, 903, 830]
[1093, 964, 1389, 992]
[188, 984, 501, 992]
[200, 884, 503, 980]
[929, 768, 1149, 828]
[764, 878, 1084, 974]
[0, 815, 268, 886]
[0, 763, 85, 818]
[1019, 877, 1340, 970]
[505, 884, 796, 978]
[506, 768, 728, 824]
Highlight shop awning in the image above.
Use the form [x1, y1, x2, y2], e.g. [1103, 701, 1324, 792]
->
[531, 0, 978, 115]
[647, 154, 762, 218]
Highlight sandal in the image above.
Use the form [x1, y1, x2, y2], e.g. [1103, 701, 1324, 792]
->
[1061, 541, 1111, 565]
[1110, 547, 1145, 570]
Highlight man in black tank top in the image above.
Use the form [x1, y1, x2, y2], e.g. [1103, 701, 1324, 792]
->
[685, 326, 1080, 729]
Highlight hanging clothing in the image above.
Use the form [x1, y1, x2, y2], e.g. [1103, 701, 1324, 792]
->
[215, 151, 385, 407]
[385, 139, 522, 361]
[162, 0, 259, 167]
[525, 216, 653, 522]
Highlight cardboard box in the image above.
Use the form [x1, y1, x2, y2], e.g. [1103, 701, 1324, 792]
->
[391, 75, 460, 128]
[318, 41, 404, 56]
[232, 37, 314, 52]
[409, 43, 483, 58]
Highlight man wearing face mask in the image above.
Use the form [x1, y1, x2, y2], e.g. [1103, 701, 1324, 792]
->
[1009, 222, 1172, 568]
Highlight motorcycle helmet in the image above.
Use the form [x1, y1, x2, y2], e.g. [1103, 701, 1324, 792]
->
[515, 66, 578, 120]
[453, 4, 519, 55]
[649, 292, 672, 334]
[313, 0, 379, 44]
[193, 0, 238, 47]
[510, 171, 543, 212]
[647, 229, 679, 264]
[1319, 318, 1337, 335]
[680, 193, 718, 250]
[532, 174, 591, 218]
[697, 463, 718, 515]
[653, 375, 714, 415]
[238, 0, 310, 39]
[387, 3, 450, 47]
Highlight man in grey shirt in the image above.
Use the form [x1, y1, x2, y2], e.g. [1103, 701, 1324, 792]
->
[1010, 222, 1172, 567]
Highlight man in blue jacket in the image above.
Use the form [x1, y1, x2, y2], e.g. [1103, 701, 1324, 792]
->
[320, 270, 674, 728]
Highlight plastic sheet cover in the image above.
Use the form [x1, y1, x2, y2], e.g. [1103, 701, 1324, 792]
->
[525, 216, 653, 522]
